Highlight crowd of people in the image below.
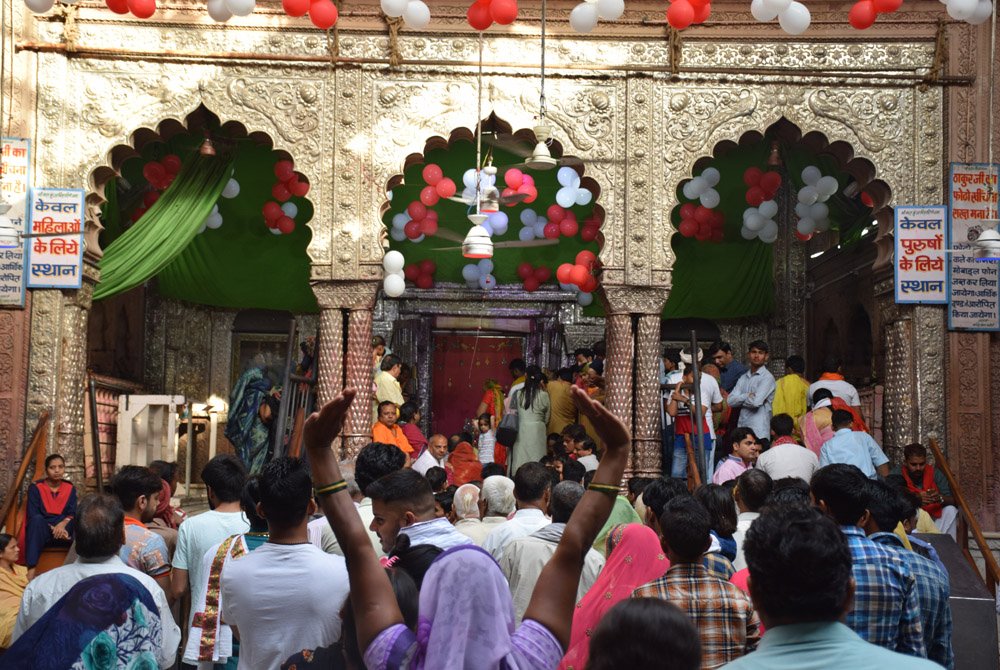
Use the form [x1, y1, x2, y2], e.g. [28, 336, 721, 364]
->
[0, 336, 963, 669]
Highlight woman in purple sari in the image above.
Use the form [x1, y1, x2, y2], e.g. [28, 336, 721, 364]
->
[304, 385, 632, 670]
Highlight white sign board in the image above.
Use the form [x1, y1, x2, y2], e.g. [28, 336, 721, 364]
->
[0, 138, 30, 307]
[26, 187, 85, 289]
[894, 205, 947, 304]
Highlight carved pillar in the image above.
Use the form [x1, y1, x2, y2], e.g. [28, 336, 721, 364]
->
[344, 306, 375, 459]
[316, 307, 345, 407]
[633, 313, 663, 478]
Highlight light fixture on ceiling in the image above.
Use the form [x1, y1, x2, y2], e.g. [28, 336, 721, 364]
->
[525, 123, 557, 171]
[767, 140, 782, 167]
[462, 213, 493, 259]
[199, 137, 216, 156]
[973, 227, 1000, 261]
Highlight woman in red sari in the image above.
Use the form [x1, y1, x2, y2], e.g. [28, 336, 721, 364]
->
[20, 454, 76, 573]
[446, 440, 483, 487]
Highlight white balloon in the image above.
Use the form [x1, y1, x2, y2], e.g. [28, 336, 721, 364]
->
[596, 0, 624, 19]
[575, 188, 593, 206]
[392, 213, 410, 230]
[762, 0, 791, 12]
[221, 178, 240, 199]
[382, 250, 405, 274]
[569, 1, 600, 32]
[269, 227, 282, 235]
[947, 0, 977, 18]
[518, 226, 536, 242]
[557, 166, 578, 187]
[198, 222, 208, 234]
[577, 292, 594, 306]
[796, 218, 816, 235]
[559, 282, 579, 292]
[750, 0, 779, 21]
[740, 226, 758, 240]
[462, 263, 481, 282]
[211, 204, 219, 215]
[206, 0, 232, 21]
[743, 207, 759, 221]
[800, 165, 822, 186]
[206, 213, 224, 229]
[809, 202, 829, 220]
[402, 0, 430, 28]
[478, 258, 494, 275]
[556, 187, 577, 209]
[967, 0, 993, 23]
[794, 202, 810, 218]
[461, 187, 477, 202]
[225, 0, 254, 16]
[778, 1, 810, 34]
[682, 180, 700, 200]
[24, 0, 54, 12]
[383, 274, 406, 298]
[520, 209, 538, 225]
[688, 176, 708, 196]
[797, 186, 819, 205]
[744, 213, 766, 232]
[701, 167, 721, 187]
[478, 273, 497, 290]
[699, 189, 721, 209]
[463, 168, 479, 190]
[491, 219, 508, 236]
[480, 220, 494, 236]
[759, 220, 780, 243]
[816, 175, 839, 198]
[533, 221, 548, 238]
[380, 0, 408, 17]
[758, 200, 779, 218]
[390, 227, 407, 242]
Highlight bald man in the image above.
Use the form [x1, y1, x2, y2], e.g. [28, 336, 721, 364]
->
[412, 434, 448, 475]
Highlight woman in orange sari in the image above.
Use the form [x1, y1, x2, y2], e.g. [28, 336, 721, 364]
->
[446, 440, 483, 487]
[0, 534, 28, 648]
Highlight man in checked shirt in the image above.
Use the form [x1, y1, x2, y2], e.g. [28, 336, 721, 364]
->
[811, 464, 927, 658]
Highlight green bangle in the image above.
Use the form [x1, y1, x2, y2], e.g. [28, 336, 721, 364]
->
[587, 482, 620, 496]
[314, 480, 347, 496]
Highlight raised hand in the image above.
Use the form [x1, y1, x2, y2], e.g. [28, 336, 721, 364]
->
[569, 385, 630, 456]
[304, 389, 357, 452]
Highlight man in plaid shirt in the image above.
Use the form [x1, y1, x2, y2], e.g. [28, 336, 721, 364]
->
[863, 479, 953, 668]
[633, 495, 760, 668]
[811, 465, 926, 658]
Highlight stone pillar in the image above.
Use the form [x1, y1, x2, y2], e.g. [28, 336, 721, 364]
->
[632, 313, 663, 478]
[344, 306, 375, 459]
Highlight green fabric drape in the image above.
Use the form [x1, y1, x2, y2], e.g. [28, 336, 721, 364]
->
[94, 155, 233, 301]
[99, 178, 125, 248]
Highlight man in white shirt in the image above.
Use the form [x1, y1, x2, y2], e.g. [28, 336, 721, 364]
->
[221, 456, 349, 669]
[367, 468, 473, 553]
[373, 354, 405, 422]
[483, 462, 551, 560]
[171, 454, 249, 666]
[500, 482, 605, 623]
[504, 358, 527, 412]
[808, 356, 862, 408]
[732, 469, 773, 571]
[14, 493, 181, 669]
[412, 434, 448, 475]
[451, 483, 493, 545]
[756, 414, 819, 482]
[574, 436, 601, 472]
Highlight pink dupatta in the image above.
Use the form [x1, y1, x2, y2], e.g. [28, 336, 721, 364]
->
[800, 405, 834, 457]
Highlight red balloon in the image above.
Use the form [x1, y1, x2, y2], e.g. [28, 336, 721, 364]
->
[533, 266, 552, 282]
[860, 191, 874, 208]
[745, 186, 765, 207]
[692, 1, 711, 23]
[290, 178, 310, 197]
[517, 262, 534, 280]
[710, 229, 725, 243]
[467, 0, 493, 30]
[419, 259, 436, 275]
[522, 187, 538, 204]
[580, 226, 598, 242]
[543, 223, 561, 239]
[161, 154, 181, 174]
[274, 160, 295, 181]
[695, 224, 712, 241]
[505, 168, 524, 189]
[131, 206, 147, 222]
[127, 0, 155, 18]
[272, 183, 291, 202]
[794, 230, 814, 242]
[420, 219, 438, 236]
[760, 171, 782, 194]
[546, 204, 567, 223]
[502, 187, 518, 202]
[142, 162, 166, 185]
[559, 218, 579, 237]
[435, 178, 456, 198]
[309, 0, 339, 29]
[490, 0, 518, 24]
[106, 0, 130, 13]
[580, 275, 598, 293]
[283, 0, 309, 15]
[743, 167, 763, 187]
[666, 0, 695, 29]
[422, 164, 443, 185]
[424, 210, 438, 222]
[523, 276, 541, 292]
[849, 0, 877, 28]
[420, 186, 440, 206]
[277, 216, 296, 234]
[404, 220, 423, 239]
[679, 203, 697, 220]
[873, 0, 902, 11]
[416, 274, 434, 289]
[569, 264, 590, 287]
[694, 206, 714, 224]
[689, 0, 708, 7]
[407, 201, 427, 220]
[678, 219, 698, 237]
[556, 263, 574, 283]
[404, 265, 421, 281]
[263, 201, 283, 222]
[575, 250, 597, 268]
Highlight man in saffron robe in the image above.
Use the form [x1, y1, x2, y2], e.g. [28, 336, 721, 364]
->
[371, 400, 413, 456]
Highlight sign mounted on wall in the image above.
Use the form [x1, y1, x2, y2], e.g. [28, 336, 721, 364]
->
[0, 137, 31, 307]
[894, 205, 947, 304]
[25, 187, 85, 290]
[948, 163, 1000, 331]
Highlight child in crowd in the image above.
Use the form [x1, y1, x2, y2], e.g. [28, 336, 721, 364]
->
[477, 413, 496, 465]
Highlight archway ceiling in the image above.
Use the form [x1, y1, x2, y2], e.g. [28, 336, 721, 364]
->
[101, 129, 318, 312]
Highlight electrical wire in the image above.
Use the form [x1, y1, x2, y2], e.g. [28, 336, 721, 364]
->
[539, 0, 547, 121]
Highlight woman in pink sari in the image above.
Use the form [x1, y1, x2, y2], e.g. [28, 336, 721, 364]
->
[559, 524, 669, 670]
[800, 389, 835, 457]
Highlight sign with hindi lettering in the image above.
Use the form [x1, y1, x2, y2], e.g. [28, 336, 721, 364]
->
[948, 163, 1000, 331]
[25, 187, 85, 289]
[0, 137, 30, 307]
[894, 206, 947, 304]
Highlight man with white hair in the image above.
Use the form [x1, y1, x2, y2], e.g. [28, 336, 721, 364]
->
[479, 475, 516, 537]
[451, 483, 491, 545]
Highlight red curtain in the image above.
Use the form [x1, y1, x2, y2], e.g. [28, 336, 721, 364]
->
[431, 334, 523, 436]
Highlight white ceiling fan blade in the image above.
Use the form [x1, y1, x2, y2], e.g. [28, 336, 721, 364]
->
[446, 195, 476, 205]
[430, 229, 465, 243]
[493, 239, 559, 249]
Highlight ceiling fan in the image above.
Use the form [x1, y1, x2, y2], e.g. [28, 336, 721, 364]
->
[430, 216, 559, 257]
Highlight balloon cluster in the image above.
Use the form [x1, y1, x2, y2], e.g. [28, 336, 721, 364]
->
[681, 167, 722, 209]
[569, 0, 625, 33]
[403, 259, 437, 289]
[501, 169, 538, 205]
[132, 155, 181, 221]
[740, 167, 782, 243]
[941, 0, 993, 23]
[380, 0, 431, 28]
[462, 259, 498, 291]
[750, 0, 811, 35]
[847, 0, 901, 28]
[516, 262, 552, 292]
[263, 201, 301, 235]
[481, 212, 510, 236]
[419, 164, 457, 207]
[205, 0, 259, 22]
[100, 0, 157, 19]
[382, 250, 407, 298]
[260, 159, 309, 234]
[198, 204, 224, 235]
[677, 204, 725, 243]
[390, 202, 439, 242]
[467, 0, 518, 29]
[555, 167, 594, 208]
[556, 250, 599, 306]
[665, 0, 712, 30]
[460, 168, 500, 205]
[792, 166, 838, 239]
[743, 167, 781, 207]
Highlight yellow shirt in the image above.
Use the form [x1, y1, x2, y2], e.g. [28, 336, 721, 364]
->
[772, 374, 810, 420]
[373, 371, 405, 423]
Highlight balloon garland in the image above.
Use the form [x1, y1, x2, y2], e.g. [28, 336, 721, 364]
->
[740, 167, 782, 244]
[262, 158, 309, 235]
